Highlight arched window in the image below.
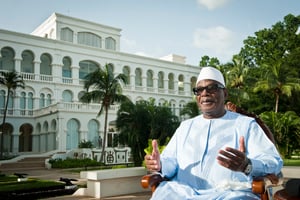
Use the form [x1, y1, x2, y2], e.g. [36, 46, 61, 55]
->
[0, 90, 5, 113]
[7, 91, 13, 115]
[88, 120, 99, 148]
[28, 92, 33, 115]
[78, 32, 101, 48]
[42, 121, 49, 133]
[158, 71, 164, 89]
[20, 92, 26, 115]
[61, 27, 73, 42]
[21, 50, 34, 73]
[40, 53, 52, 75]
[0, 47, 15, 71]
[46, 94, 51, 106]
[168, 73, 174, 90]
[79, 60, 99, 79]
[178, 74, 184, 91]
[123, 66, 130, 85]
[39, 93, 45, 108]
[135, 68, 142, 86]
[62, 57, 72, 78]
[66, 119, 80, 150]
[105, 37, 116, 50]
[147, 70, 153, 87]
[62, 90, 73, 102]
[78, 91, 85, 102]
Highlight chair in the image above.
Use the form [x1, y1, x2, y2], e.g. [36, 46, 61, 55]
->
[274, 179, 300, 200]
[141, 102, 283, 200]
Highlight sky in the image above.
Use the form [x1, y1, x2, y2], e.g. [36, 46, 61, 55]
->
[0, 0, 299, 66]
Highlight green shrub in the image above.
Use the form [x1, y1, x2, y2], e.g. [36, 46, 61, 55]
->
[78, 140, 94, 148]
[49, 158, 101, 168]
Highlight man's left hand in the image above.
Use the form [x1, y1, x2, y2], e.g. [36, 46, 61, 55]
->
[217, 136, 248, 172]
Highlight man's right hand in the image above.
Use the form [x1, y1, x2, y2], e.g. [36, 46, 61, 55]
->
[144, 139, 161, 172]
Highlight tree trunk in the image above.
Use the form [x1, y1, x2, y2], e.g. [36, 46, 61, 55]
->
[99, 106, 109, 163]
[275, 94, 279, 113]
[0, 89, 11, 159]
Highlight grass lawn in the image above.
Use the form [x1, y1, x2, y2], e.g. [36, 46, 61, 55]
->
[283, 158, 300, 166]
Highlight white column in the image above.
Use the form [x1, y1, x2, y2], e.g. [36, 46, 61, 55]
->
[14, 58, 21, 72]
[34, 61, 41, 80]
[12, 133, 19, 153]
[72, 65, 80, 85]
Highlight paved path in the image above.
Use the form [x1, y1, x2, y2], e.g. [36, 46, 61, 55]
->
[3, 166, 299, 200]
[3, 168, 151, 200]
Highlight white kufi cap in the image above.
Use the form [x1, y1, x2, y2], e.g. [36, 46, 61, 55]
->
[196, 66, 225, 86]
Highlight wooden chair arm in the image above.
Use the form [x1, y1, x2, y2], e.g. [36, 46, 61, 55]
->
[252, 174, 283, 200]
[141, 173, 166, 192]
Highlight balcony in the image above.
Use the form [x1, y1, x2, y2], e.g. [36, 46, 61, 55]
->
[1, 102, 119, 118]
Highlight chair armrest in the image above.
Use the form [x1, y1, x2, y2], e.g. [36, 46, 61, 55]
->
[252, 174, 283, 194]
[141, 173, 166, 192]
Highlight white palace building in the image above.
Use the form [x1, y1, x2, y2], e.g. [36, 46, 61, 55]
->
[0, 13, 200, 163]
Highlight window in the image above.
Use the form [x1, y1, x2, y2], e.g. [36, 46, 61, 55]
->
[123, 66, 130, 84]
[79, 61, 99, 79]
[147, 70, 153, 87]
[78, 32, 101, 48]
[40, 53, 52, 75]
[39, 93, 45, 108]
[62, 90, 73, 102]
[158, 71, 164, 89]
[21, 50, 34, 73]
[0, 90, 5, 114]
[61, 27, 73, 42]
[28, 92, 33, 115]
[178, 74, 184, 91]
[20, 92, 26, 109]
[62, 57, 72, 77]
[168, 73, 174, 90]
[105, 37, 116, 50]
[46, 94, 51, 106]
[135, 68, 142, 86]
[0, 47, 15, 71]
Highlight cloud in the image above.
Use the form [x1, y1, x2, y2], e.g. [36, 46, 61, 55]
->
[193, 26, 239, 62]
[197, 0, 230, 10]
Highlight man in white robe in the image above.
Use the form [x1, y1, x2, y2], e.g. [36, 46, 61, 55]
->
[145, 67, 282, 200]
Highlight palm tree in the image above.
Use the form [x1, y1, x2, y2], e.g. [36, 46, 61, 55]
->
[116, 100, 179, 166]
[260, 110, 300, 158]
[225, 56, 250, 106]
[253, 61, 300, 113]
[0, 70, 25, 159]
[116, 100, 151, 165]
[80, 63, 128, 163]
[180, 100, 200, 118]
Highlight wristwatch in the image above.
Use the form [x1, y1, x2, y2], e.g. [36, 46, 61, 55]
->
[243, 158, 252, 175]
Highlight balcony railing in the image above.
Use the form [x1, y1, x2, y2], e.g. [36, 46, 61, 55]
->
[1, 102, 119, 118]
[0, 70, 193, 97]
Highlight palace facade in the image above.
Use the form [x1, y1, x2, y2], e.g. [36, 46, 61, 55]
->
[0, 13, 200, 160]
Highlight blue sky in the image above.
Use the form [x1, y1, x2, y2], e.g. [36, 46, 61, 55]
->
[0, 0, 299, 65]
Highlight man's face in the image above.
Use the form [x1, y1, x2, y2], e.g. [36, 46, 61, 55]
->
[195, 79, 227, 119]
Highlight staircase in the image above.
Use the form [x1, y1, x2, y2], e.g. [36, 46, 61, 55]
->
[0, 156, 49, 173]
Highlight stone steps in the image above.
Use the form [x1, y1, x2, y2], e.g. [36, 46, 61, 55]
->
[0, 156, 50, 172]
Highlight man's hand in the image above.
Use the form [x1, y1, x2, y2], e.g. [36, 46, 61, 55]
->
[217, 136, 248, 172]
[144, 140, 161, 172]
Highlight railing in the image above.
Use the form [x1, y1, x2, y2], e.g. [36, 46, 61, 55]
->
[1, 102, 119, 118]
[39, 74, 53, 82]
[62, 77, 73, 84]
[22, 72, 35, 80]
[1, 70, 192, 97]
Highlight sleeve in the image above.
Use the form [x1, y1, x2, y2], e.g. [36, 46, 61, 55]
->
[160, 124, 181, 179]
[245, 120, 283, 177]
